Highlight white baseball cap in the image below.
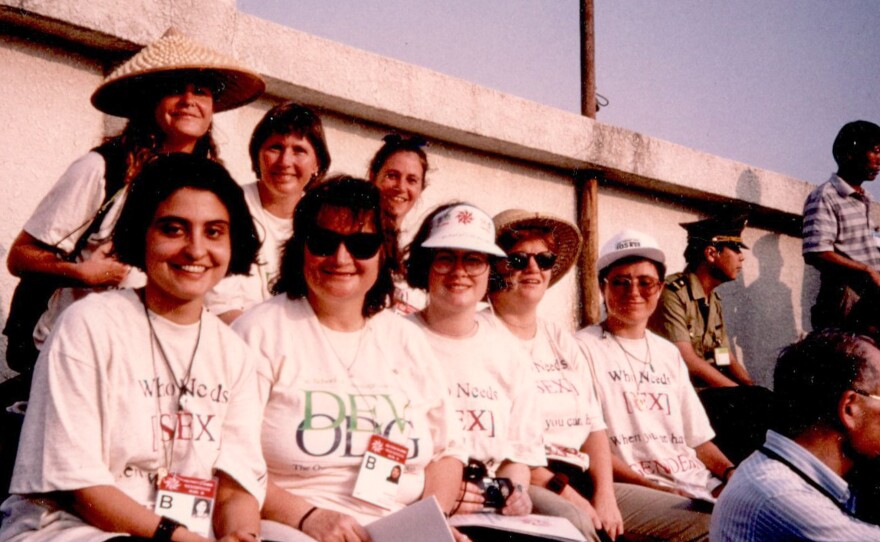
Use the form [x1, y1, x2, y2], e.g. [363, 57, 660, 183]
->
[597, 229, 666, 273]
[421, 204, 506, 257]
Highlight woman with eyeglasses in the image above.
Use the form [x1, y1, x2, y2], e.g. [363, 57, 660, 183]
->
[232, 178, 468, 542]
[575, 229, 734, 507]
[206, 102, 331, 324]
[405, 203, 545, 528]
[488, 213, 712, 542]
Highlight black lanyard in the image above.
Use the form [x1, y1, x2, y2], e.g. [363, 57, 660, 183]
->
[759, 446, 854, 516]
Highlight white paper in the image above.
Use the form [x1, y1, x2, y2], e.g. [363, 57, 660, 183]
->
[366, 496, 454, 542]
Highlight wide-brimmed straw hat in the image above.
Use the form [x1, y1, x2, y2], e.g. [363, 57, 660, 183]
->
[493, 209, 583, 286]
[91, 28, 265, 118]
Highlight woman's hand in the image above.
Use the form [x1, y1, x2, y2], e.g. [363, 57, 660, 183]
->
[77, 242, 130, 286]
[500, 484, 531, 516]
[591, 491, 624, 540]
[449, 526, 471, 542]
[452, 481, 486, 515]
[301, 508, 371, 542]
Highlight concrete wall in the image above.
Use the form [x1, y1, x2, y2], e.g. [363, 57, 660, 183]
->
[0, 0, 851, 386]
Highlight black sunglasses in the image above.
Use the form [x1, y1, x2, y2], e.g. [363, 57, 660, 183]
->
[505, 251, 557, 271]
[306, 227, 382, 260]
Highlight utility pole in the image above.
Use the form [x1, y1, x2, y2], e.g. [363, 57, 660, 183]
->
[578, 0, 601, 326]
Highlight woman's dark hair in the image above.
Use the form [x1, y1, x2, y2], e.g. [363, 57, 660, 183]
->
[113, 153, 259, 275]
[272, 175, 398, 318]
[403, 202, 463, 291]
[368, 134, 429, 187]
[249, 102, 331, 180]
[598, 255, 666, 286]
[105, 81, 220, 183]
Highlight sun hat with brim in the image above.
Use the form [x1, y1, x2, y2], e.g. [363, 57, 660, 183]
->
[91, 28, 265, 118]
[493, 209, 583, 287]
[597, 229, 666, 274]
[421, 204, 506, 257]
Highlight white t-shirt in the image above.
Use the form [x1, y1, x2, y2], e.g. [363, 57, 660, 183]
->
[233, 296, 466, 525]
[486, 313, 606, 471]
[575, 325, 717, 501]
[205, 182, 292, 316]
[408, 312, 546, 476]
[24, 152, 146, 347]
[0, 289, 266, 542]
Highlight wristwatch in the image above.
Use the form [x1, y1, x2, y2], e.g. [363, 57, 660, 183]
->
[547, 473, 569, 494]
[153, 516, 183, 542]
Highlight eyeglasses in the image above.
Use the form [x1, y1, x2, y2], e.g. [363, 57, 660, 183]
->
[306, 227, 382, 259]
[431, 251, 489, 276]
[853, 388, 880, 402]
[604, 276, 663, 296]
[505, 252, 557, 271]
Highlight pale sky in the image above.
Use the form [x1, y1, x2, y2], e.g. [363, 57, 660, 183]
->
[239, 0, 880, 199]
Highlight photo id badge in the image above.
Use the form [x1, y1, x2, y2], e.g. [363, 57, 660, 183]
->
[352, 434, 408, 510]
[714, 347, 731, 367]
[154, 473, 217, 537]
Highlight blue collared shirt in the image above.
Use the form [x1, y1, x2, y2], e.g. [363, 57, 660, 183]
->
[710, 430, 880, 541]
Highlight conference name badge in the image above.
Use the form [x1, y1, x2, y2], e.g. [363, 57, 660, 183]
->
[154, 473, 217, 537]
[352, 434, 408, 509]
[714, 347, 731, 367]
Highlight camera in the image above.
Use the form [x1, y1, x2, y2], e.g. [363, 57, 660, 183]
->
[464, 458, 514, 510]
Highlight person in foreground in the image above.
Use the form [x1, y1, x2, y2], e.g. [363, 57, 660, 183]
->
[489, 211, 711, 542]
[232, 178, 468, 542]
[206, 102, 331, 323]
[0, 154, 266, 542]
[710, 329, 880, 541]
[576, 230, 734, 505]
[405, 203, 552, 541]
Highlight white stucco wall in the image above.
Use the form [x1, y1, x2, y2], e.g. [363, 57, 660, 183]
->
[0, 0, 850, 386]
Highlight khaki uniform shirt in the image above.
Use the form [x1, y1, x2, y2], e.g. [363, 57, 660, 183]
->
[648, 271, 730, 370]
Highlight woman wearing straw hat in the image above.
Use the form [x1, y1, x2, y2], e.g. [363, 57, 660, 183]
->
[205, 102, 331, 323]
[488, 213, 712, 541]
[5, 28, 264, 357]
[404, 203, 545, 532]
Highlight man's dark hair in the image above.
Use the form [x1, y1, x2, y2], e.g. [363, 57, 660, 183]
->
[832, 120, 880, 168]
[113, 153, 259, 275]
[774, 329, 880, 437]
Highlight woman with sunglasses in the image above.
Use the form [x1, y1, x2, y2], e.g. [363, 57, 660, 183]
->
[232, 177, 467, 542]
[405, 203, 545, 528]
[576, 230, 734, 506]
[1, 155, 265, 542]
[488, 213, 712, 542]
[205, 102, 331, 324]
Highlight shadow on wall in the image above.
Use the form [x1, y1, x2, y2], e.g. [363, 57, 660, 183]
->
[726, 234, 798, 389]
[0, 243, 13, 382]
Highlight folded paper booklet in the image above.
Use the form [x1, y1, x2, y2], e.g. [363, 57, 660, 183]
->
[365, 496, 454, 542]
[448, 513, 586, 542]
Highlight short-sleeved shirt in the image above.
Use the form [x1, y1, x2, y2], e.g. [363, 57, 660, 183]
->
[648, 271, 729, 370]
[711, 431, 880, 542]
[576, 325, 718, 501]
[803, 174, 880, 273]
[204, 182, 292, 316]
[0, 289, 266, 542]
[408, 312, 547, 476]
[23, 152, 146, 346]
[233, 297, 466, 524]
